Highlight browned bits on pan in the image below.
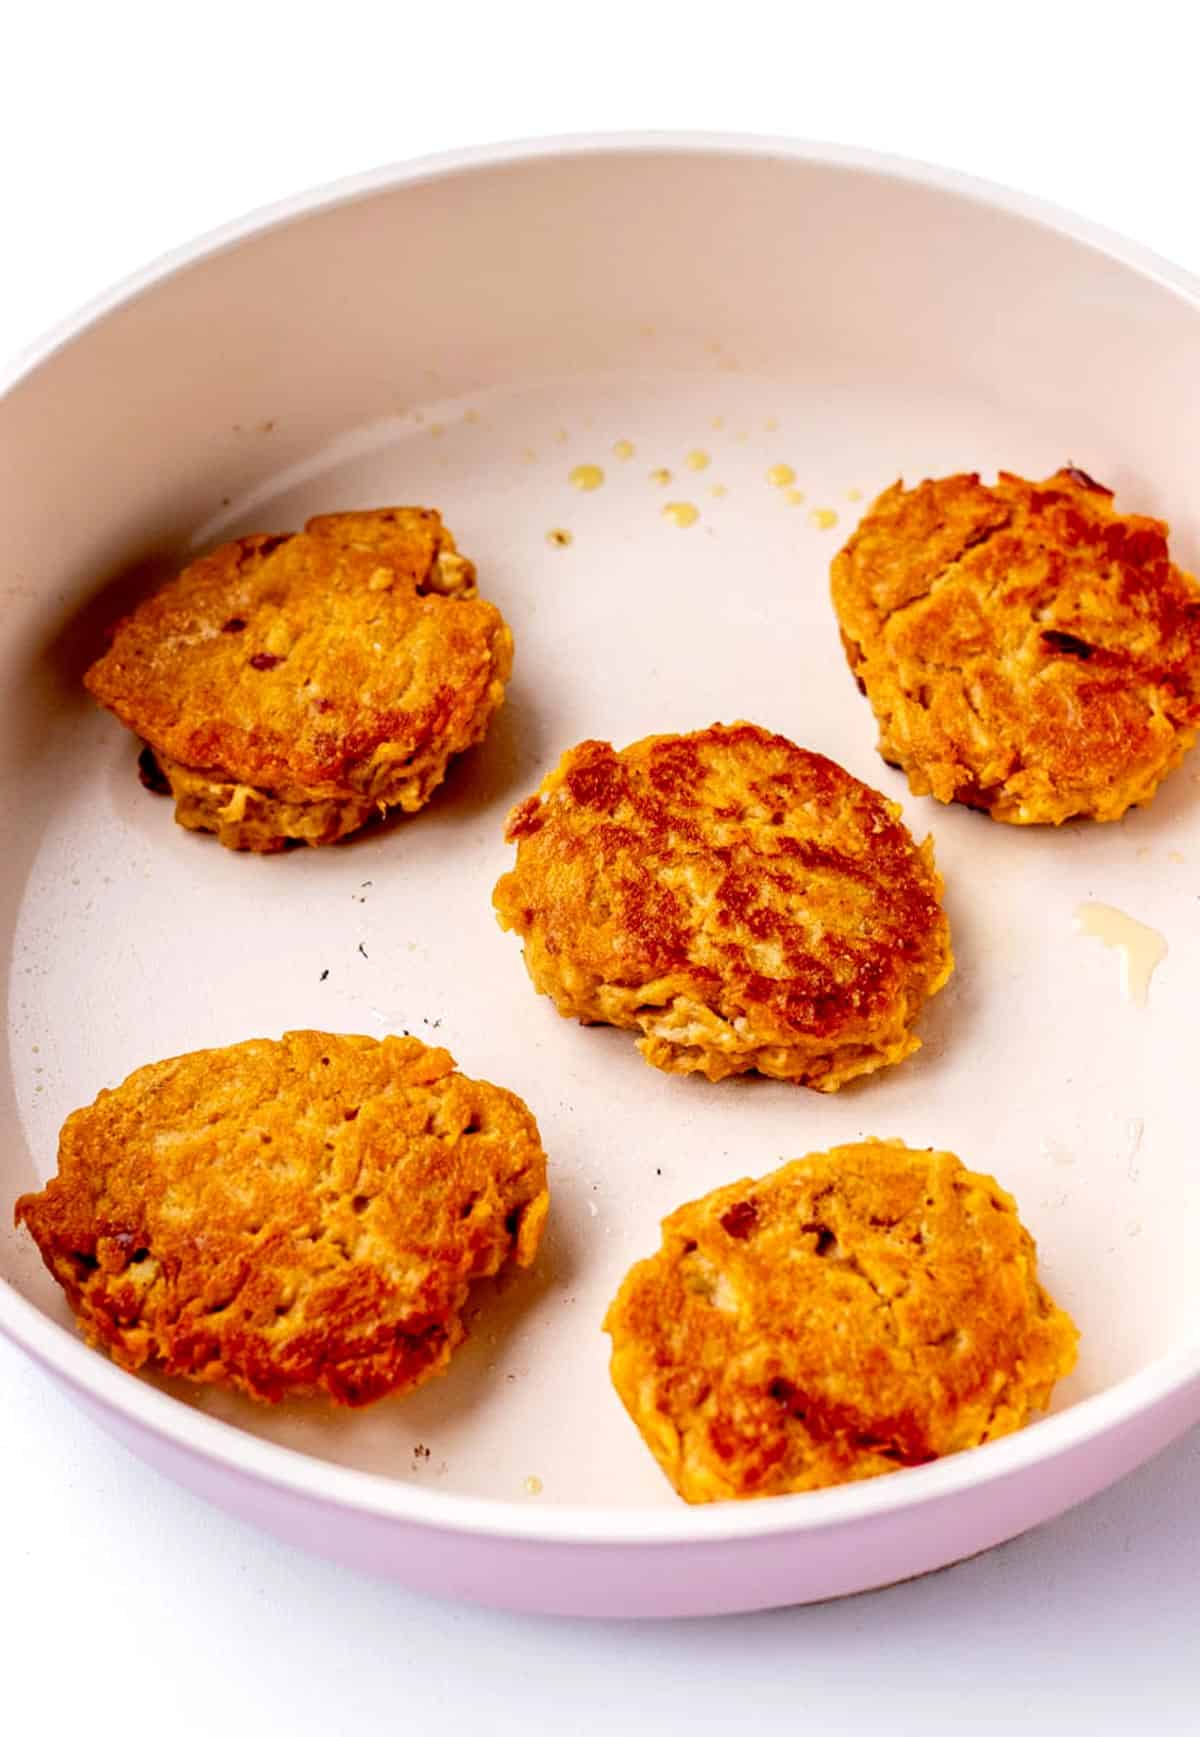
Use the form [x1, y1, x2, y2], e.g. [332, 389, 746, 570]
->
[221, 617, 247, 633]
[136, 745, 171, 796]
[249, 651, 283, 671]
[1061, 465, 1112, 494]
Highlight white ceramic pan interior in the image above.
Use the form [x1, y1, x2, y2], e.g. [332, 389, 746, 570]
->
[2, 136, 1199, 1617]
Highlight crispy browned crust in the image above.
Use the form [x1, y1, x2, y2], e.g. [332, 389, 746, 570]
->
[605, 1140, 1078, 1502]
[493, 723, 952, 1089]
[15, 1032, 549, 1406]
[138, 748, 378, 853]
[831, 468, 1200, 823]
[85, 509, 513, 849]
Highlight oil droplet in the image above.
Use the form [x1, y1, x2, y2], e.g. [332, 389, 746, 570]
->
[463, 408, 480, 424]
[685, 449, 711, 471]
[707, 339, 723, 354]
[847, 486, 863, 501]
[663, 501, 699, 528]
[569, 463, 604, 492]
[1126, 1117, 1145, 1180]
[809, 507, 839, 530]
[524, 1475, 544, 1496]
[521, 447, 536, 463]
[639, 323, 656, 337]
[649, 467, 672, 486]
[784, 488, 806, 507]
[767, 463, 796, 488]
[764, 417, 779, 432]
[555, 428, 568, 444]
[546, 528, 573, 548]
[1168, 848, 1185, 864]
[710, 482, 728, 498]
[1074, 901, 1167, 1006]
[710, 415, 725, 431]
[612, 438, 635, 461]
[429, 422, 445, 438]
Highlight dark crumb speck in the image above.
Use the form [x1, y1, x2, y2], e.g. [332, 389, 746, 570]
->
[1062, 463, 1112, 494]
[357, 942, 369, 959]
[655, 1167, 662, 1176]
[720, 1199, 759, 1239]
[319, 969, 329, 982]
[137, 745, 171, 796]
[1041, 629, 1095, 660]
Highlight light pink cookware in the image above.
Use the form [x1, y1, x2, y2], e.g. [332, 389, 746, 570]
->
[3, 135, 1198, 1616]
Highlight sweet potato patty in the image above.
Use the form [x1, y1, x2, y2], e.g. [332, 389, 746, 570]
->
[493, 723, 952, 1089]
[831, 467, 1200, 823]
[605, 1139, 1078, 1501]
[15, 1032, 549, 1405]
[85, 508, 513, 850]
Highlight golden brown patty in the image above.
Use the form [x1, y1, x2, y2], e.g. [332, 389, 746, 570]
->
[86, 509, 513, 850]
[493, 723, 952, 1089]
[605, 1140, 1078, 1502]
[831, 468, 1200, 823]
[15, 1032, 549, 1406]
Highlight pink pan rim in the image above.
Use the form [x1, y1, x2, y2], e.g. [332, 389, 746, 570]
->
[3, 128, 1198, 1552]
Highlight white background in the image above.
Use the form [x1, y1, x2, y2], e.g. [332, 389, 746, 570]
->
[3, 3, 1198, 1729]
